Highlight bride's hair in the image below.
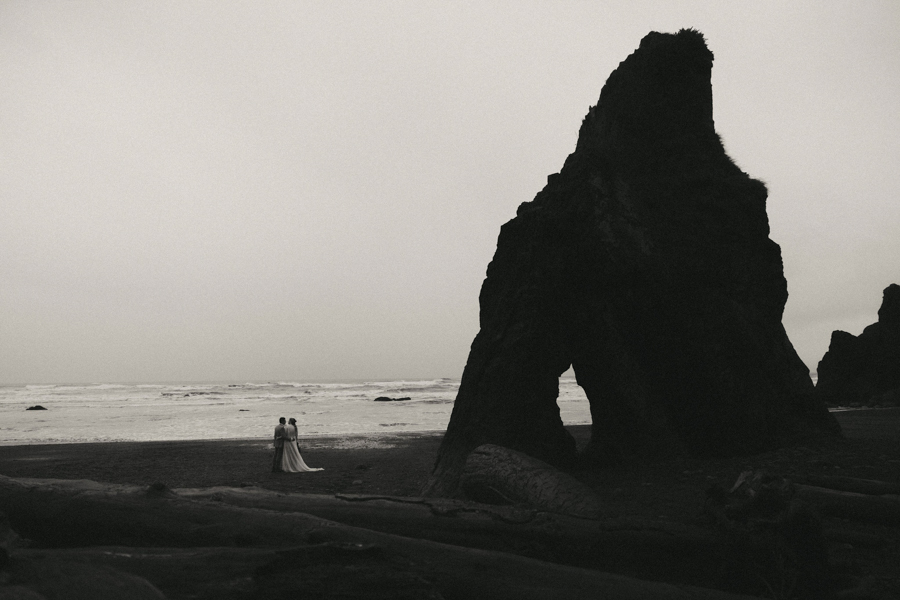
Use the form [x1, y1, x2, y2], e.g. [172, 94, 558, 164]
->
[288, 418, 296, 425]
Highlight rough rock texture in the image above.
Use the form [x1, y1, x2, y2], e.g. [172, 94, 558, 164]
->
[816, 284, 900, 406]
[460, 444, 610, 519]
[425, 29, 839, 498]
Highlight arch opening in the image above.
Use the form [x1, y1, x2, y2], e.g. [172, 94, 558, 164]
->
[558, 366, 592, 454]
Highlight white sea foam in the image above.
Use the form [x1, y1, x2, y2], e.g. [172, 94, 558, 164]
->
[0, 378, 593, 445]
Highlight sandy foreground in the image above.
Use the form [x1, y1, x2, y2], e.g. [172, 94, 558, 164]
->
[0, 410, 898, 596]
[0, 430, 447, 498]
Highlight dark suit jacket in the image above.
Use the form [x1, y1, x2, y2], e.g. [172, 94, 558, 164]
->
[274, 423, 286, 448]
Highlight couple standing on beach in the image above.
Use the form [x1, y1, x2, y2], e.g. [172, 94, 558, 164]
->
[272, 417, 324, 473]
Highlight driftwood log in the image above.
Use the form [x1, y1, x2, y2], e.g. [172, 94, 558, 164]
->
[793, 475, 900, 496]
[458, 444, 610, 518]
[0, 475, 767, 599]
[728, 470, 900, 528]
[3, 553, 168, 600]
[795, 484, 900, 525]
[178, 484, 735, 587]
[5, 544, 763, 600]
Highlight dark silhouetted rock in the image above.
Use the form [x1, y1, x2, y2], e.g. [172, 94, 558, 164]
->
[816, 284, 900, 407]
[25, 406, 47, 411]
[425, 29, 839, 498]
[373, 396, 411, 402]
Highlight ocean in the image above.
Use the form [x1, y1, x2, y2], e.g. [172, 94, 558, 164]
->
[0, 378, 592, 445]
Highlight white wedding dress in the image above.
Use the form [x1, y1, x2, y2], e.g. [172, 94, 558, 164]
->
[281, 424, 324, 473]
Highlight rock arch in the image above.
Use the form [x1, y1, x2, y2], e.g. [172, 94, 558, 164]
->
[424, 29, 839, 498]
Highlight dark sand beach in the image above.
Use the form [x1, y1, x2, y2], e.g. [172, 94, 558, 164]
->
[1, 411, 898, 538]
[1, 410, 898, 597]
[1, 411, 897, 504]
[0, 431, 446, 498]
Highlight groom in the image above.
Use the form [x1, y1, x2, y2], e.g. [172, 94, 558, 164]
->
[272, 417, 286, 472]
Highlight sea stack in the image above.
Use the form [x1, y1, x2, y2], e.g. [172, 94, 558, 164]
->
[425, 29, 839, 497]
[816, 283, 900, 407]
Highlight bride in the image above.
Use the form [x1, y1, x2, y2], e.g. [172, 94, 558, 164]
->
[282, 417, 324, 473]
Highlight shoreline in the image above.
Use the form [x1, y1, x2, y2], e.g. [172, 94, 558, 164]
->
[0, 428, 454, 448]
[0, 411, 897, 497]
[0, 410, 896, 493]
[0, 405, 894, 448]
[0, 407, 896, 450]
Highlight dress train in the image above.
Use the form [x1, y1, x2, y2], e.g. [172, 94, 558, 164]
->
[282, 425, 324, 473]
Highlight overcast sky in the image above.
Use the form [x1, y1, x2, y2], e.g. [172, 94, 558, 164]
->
[1, 1, 898, 384]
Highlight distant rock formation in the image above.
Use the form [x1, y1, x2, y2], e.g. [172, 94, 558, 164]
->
[816, 284, 900, 407]
[374, 396, 412, 402]
[425, 29, 839, 498]
[25, 405, 47, 411]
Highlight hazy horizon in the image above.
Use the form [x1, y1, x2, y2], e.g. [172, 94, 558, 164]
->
[2, 2, 899, 385]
